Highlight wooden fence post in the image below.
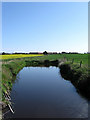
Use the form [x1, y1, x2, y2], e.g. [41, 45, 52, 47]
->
[80, 61, 82, 67]
[64, 57, 66, 61]
[72, 59, 74, 64]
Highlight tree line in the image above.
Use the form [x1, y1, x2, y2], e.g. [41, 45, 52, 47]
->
[0, 51, 87, 55]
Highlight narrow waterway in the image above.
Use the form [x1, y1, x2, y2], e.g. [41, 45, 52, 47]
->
[4, 67, 88, 118]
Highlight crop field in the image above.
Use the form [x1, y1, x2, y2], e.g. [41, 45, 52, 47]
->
[0, 54, 43, 60]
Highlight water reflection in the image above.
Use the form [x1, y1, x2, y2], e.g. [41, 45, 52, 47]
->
[4, 67, 88, 119]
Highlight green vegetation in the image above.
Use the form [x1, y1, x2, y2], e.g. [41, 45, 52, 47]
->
[1, 53, 89, 108]
[27, 53, 88, 66]
[2, 60, 26, 105]
[59, 63, 89, 99]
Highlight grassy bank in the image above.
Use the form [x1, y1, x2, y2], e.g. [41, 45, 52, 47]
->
[1, 54, 89, 109]
[2, 60, 26, 106]
[59, 62, 90, 99]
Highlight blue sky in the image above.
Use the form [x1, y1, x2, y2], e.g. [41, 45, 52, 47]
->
[2, 2, 88, 53]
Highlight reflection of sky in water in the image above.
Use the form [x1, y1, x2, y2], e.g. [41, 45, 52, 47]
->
[5, 67, 88, 118]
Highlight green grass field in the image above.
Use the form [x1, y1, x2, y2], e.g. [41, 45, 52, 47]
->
[1, 53, 89, 66]
[22, 54, 88, 66]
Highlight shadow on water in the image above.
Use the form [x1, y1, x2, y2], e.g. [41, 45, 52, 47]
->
[59, 68, 90, 101]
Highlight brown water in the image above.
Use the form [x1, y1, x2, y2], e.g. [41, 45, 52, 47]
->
[4, 67, 88, 119]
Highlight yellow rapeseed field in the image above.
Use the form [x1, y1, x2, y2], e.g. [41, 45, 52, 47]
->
[0, 54, 43, 60]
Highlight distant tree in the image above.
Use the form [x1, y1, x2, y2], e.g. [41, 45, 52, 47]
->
[53, 52, 57, 54]
[14, 52, 18, 54]
[29, 52, 38, 54]
[43, 51, 48, 55]
[2, 52, 6, 55]
[68, 52, 78, 54]
[61, 52, 66, 54]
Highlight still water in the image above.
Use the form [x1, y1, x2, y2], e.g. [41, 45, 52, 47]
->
[4, 67, 88, 118]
